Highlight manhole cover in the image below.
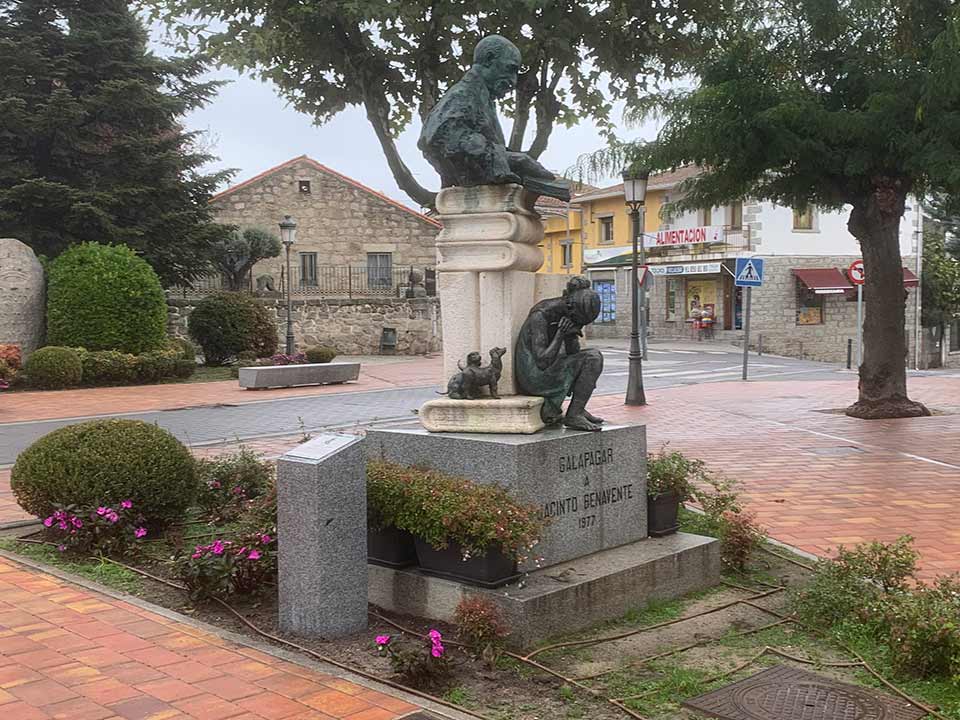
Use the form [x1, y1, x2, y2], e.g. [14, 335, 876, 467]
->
[682, 665, 928, 720]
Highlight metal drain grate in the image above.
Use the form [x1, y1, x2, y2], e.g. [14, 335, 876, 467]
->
[682, 665, 928, 720]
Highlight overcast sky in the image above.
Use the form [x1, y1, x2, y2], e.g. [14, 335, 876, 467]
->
[149, 24, 659, 211]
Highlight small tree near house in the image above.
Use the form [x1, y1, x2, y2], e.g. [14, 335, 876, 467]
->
[210, 227, 282, 292]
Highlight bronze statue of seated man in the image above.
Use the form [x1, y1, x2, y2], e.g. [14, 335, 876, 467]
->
[515, 277, 605, 431]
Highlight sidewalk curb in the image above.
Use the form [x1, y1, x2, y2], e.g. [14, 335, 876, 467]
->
[0, 548, 474, 720]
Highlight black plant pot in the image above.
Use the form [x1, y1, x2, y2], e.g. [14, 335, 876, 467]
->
[414, 539, 520, 589]
[367, 526, 418, 568]
[647, 492, 681, 537]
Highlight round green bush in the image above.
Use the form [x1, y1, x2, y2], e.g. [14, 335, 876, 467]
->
[47, 243, 167, 354]
[188, 292, 278, 365]
[305, 345, 338, 364]
[82, 350, 138, 386]
[11, 419, 197, 527]
[24, 347, 83, 389]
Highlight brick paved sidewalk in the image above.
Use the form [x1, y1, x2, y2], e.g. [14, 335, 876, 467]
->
[0, 357, 443, 425]
[595, 375, 960, 580]
[0, 555, 424, 720]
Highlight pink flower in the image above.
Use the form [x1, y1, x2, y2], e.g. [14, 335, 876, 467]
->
[96, 507, 108, 516]
[247, 549, 261, 560]
[57, 521, 68, 530]
[134, 527, 147, 538]
[232, 486, 244, 495]
[57, 545, 66, 552]
[431, 644, 444, 658]
[375, 635, 391, 646]
[43, 517, 53, 528]
[260, 535, 272, 545]
[106, 511, 119, 523]
[211, 540, 225, 555]
[120, 500, 133, 509]
[71, 517, 83, 528]
[428, 629, 442, 641]
[191, 551, 202, 559]
[209, 480, 221, 489]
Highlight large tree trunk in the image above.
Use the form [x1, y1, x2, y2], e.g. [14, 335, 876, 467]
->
[846, 180, 930, 418]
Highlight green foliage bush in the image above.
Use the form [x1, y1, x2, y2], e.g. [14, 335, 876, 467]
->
[172, 359, 196, 379]
[24, 346, 83, 389]
[646, 446, 702, 498]
[47, 243, 167, 354]
[11, 419, 197, 527]
[367, 461, 546, 563]
[171, 337, 197, 362]
[305, 345, 337, 363]
[82, 350, 139, 385]
[188, 292, 278, 365]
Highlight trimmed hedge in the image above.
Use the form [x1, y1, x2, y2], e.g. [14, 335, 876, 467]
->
[24, 347, 83, 389]
[188, 292, 278, 365]
[81, 350, 139, 386]
[47, 243, 167, 354]
[11, 419, 197, 527]
[305, 345, 337, 363]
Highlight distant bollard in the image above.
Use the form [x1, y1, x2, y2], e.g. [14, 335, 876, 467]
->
[847, 338, 853, 369]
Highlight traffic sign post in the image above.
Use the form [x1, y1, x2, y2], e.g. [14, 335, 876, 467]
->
[848, 260, 865, 368]
[734, 258, 764, 380]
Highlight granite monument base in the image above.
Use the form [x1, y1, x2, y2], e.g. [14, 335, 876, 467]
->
[369, 532, 720, 650]
[366, 424, 647, 572]
[419, 396, 545, 434]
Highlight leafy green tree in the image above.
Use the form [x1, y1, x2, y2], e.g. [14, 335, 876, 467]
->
[145, 0, 725, 208]
[920, 208, 960, 351]
[0, 0, 233, 286]
[580, 0, 960, 418]
[211, 227, 282, 291]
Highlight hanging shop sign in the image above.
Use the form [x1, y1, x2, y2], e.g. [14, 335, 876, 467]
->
[648, 262, 722, 276]
[655, 225, 724, 246]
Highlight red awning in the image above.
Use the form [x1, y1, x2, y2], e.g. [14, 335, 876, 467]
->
[902, 268, 920, 287]
[793, 268, 853, 294]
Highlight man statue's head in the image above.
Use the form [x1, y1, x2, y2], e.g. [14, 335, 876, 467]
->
[473, 35, 521, 99]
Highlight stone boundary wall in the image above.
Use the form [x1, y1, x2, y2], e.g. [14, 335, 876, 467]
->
[168, 296, 441, 356]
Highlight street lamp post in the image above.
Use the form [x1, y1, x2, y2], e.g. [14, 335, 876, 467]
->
[279, 215, 298, 355]
[623, 168, 650, 406]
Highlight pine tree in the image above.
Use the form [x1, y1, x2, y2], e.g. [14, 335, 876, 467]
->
[0, 0, 232, 286]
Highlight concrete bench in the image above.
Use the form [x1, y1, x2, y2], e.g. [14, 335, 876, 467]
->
[238, 362, 361, 389]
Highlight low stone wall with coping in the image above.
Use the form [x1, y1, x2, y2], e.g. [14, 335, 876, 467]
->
[168, 296, 441, 356]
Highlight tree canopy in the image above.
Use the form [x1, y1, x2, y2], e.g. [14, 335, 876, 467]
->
[578, 0, 960, 418]
[0, 0, 233, 286]
[146, 0, 727, 208]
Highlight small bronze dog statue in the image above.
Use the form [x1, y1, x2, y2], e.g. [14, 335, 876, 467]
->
[444, 347, 507, 399]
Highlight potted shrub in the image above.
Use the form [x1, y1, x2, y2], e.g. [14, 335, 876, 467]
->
[388, 463, 546, 588]
[366, 462, 418, 568]
[646, 447, 701, 537]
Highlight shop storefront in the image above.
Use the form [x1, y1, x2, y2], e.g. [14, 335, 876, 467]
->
[647, 261, 744, 339]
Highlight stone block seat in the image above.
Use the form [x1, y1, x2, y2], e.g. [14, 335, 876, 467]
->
[238, 362, 360, 389]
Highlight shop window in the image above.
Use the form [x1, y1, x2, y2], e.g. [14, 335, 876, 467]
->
[299, 252, 318, 287]
[793, 204, 815, 230]
[729, 201, 743, 230]
[561, 240, 573, 268]
[593, 280, 616, 323]
[951, 318, 960, 352]
[599, 216, 614, 244]
[796, 282, 824, 325]
[666, 278, 681, 321]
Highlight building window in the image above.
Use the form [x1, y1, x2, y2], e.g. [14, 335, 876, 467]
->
[951, 318, 960, 352]
[702, 207, 713, 226]
[666, 278, 681, 321]
[298, 180, 311, 194]
[729, 201, 743, 230]
[593, 280, 616, 323]
[793, 204, 815, 230]
[561, 240, 573, 268]
[599, 216, 614, 244]
[367, 252, 393, 289]
[796, 282, 824, 325]
[299, 252, 318, 287]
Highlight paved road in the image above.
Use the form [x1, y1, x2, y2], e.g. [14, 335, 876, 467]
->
[0, 345, 844, 464]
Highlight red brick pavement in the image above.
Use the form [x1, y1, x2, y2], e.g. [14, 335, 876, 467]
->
[594, 375, 960, 580]
[0, 555, 422, 719]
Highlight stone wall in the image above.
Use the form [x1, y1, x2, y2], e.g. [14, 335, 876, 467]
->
[168, 296, 441, 356]
[0, 238, 45, 355]
[210, 157, 440, 280]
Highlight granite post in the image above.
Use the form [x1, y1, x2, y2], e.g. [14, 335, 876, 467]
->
[0, 238, 45, 356]
[277, 434, 367, 637]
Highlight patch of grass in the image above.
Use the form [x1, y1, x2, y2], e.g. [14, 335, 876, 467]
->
[603, 663, 720, 716]
[159, 365, 234, 384]
[558, 684, 575, 701]
[0, 539, 143, 594]
[443, 686, 471, 706]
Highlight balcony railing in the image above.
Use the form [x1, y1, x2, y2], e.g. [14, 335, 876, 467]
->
[168, 265, 437, 299]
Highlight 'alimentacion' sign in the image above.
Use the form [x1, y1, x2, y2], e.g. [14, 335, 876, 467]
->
[655, 225, 724, 246]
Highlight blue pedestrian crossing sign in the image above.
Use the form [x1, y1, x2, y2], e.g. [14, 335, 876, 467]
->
[734, 258, 764, 287]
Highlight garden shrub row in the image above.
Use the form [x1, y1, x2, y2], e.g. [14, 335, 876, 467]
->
[21, 343, 195, 389]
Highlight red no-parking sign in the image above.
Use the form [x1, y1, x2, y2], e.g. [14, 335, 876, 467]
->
[848, 259, 865, 285]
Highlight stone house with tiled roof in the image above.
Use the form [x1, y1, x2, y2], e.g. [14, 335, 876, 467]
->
[209, 156, 440, 292]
